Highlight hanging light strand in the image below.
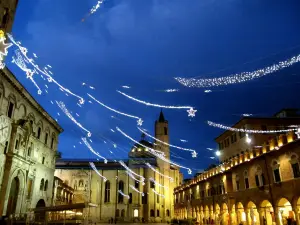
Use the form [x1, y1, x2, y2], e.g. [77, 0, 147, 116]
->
[89, 162, 107, 182]
[82, 137, 108, 163]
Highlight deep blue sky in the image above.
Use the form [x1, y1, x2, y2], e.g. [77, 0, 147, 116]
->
[7, 0, 300, 178]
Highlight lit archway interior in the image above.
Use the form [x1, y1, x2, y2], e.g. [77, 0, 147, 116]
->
[277, 198, 294, 225]
[260, 200, 274, 225]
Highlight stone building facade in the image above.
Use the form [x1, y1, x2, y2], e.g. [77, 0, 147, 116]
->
[174, 110, 300, 225]
[0, 67, 63, 218]
[54, 112, 182, 222]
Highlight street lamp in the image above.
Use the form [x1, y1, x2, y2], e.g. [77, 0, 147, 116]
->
[216, 151, 221, 156]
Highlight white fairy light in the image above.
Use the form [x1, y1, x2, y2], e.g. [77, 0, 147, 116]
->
[88, 93, 143, 126]
[175, 53, 300, 87]
[138, 127, 196, 156]
[192, 151, 197, 158]
[82, 137, 107, 163]
[164, 89, 179, 92]
[89, 162, 107, 182]
[152, 189, 165, 198]
[33, 53, 37, 58]
[0, 36, 12, 59]
[180, 139, 188, 143]
[7, 34, 85, 104]
[56, 101, 91, 137]
[117, 90, 195, 117]
[90, 86, 95, 89]
[116, 126, 192, 174]
[118, 190, 130, 199]
[145, 163, 174, 181]
[119, 160, 145, 181]
[76, 113, 80, 117]
[187, 108, 197, 117]
[296, 128, 300, 139]
[242, 114, 253, 117]
[204, 90, 212, 93]
[90, 0, 104, 14]
[129, 184, 144, 196]
[149, 178, 168, 189]
[125, 171, 145, 185]
[110, 129, 115, 133]
[122, 86, 131, 89]
[207, 120, 297, 133]
[207, 148, 214, 151]
[246, 134, 252, 144]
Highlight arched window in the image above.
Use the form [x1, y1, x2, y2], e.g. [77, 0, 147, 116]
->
[40, 179, 44, 191]
[272, 160, 281, 183]
[37, 127, 41, 139]
[244, 171, 249, 189]
[28, 142, 33, 157]
[44, 180, 48, 191]
[290, 154, 300, 178]
[157, 209, 160, 217]
[255, 166, 265, 187]
[150, 209, 155, 217]
[15, 139, 19, 150]
[79, 179, 84, 187]
[166, 209, 170, 217]
[121, 209, 125, 217]
[45, 132, 48, 145]
[118, 181, 124, 203]
[104, 181, 110, 202]
[51, 134, 55, 149]
[129, 193, 132, 204]
[116, 209, 120, 217]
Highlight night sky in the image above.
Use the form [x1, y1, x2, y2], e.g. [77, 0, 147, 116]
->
[6, 0, 300, 178]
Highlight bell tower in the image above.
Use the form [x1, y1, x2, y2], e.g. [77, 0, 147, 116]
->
[155, 110, 170, 169]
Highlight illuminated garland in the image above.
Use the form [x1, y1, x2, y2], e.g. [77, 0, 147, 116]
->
[152, 189, 165, 198]
[82, 137, 108, 163]
[56, 101, 91, 137]
[118, 190, 130, 199]
[145, 163, 174, 181]
[207, 121, 297, 133]
[129, 184, 144, 196]
[117, 90, 196, 117]
[88, 93, 143, 126]
[119, 160, 145, 181]
[89, 162, 107, 182]
[125, 171, 146, 185]
[149, 178, 168, 190]
[163, 89, 179, 92]
[175, 54, 300, 87]
[180, 139, 188, 143]
[8, 34, 85, 104]
[116, 127, 192, 174]
[0, 35, 12, 69]
[138, 127, 197, 157]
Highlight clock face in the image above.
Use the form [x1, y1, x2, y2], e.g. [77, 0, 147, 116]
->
[0, 115, 10, 144]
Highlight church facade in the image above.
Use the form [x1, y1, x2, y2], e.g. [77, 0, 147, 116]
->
[54, 112, 182, 222]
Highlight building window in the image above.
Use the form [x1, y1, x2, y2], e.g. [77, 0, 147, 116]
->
[255, 166, 265, 187]
[40, 179, 44, 191]
[224, 138, 230, 148]
[51, 137, 55, 149]
[44, 180, 48, 191]
[157, 210, 160, 217]
[244, 171, 249, 189]
[272, 161, 281, 183]
[142, 193, 147, 204]
[290, 155, 300, 178]
[42, 157, 45, 164]
[4, 141, 8, 154]
[28, 143, 33, 157]
[121, 209, 125, 217]
[157, 195, 159, 203]
[164, 127, 168, 135]
[129, 193, 132, 204]
[118, 181, 124, 203]
[104, 181, 110, 202]
[116, 209, 120, 217]
[150, 180, 155, 189]
[218, 142, 223, 150]
[135, 181, 139, 189]
[166, 209, 170, 217]
[231, 133, 237, 144]
[150, 209, 155, 217]
[27, 179, 33, 199]
[15, 139, 19, 150]
[45, 133, 48, 145]
[134, 209, 138, 218]
[7, 102, 14, 118]
[37, 127, 41, 139]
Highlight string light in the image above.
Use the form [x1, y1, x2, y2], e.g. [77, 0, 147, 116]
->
[180, 139, 188, 143]
[89, 162, 107, 182]
[175, 53, 300, 87]
[88, 93, 143, 126]
[149, 178, 168, 189]
[118, 190, 130, 199]
[116, 127, 192, 174]
[119, 160, 145, 181]
[207, 120, 297, 133]
[125, 171, 145, 185]
[0, 35, 12, 68]
[117, 90, 196, 117]
[204, 90, 212, 93]
[82, 138, 107, 163]
[82, 0, 104, 22]
[8, 34, 85, 103]
[56, 101, 91, 137]
[145, 163, 173, 181]
[129, 184, 144, 196]
[163, 89, 179, 92]
[138, 127, 197, 157]
[152, 189, 165, 198]
[122, 86, 131, 89]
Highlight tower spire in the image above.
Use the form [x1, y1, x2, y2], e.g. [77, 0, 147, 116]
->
[158, 109, 165, 122]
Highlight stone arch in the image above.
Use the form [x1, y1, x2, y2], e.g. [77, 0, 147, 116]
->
[247, 201, 260, 225]
[260, 200, 273, 225]
[35, 199, 46, 221]
[236, 202, 245, 224]
[277, 198, 295, 224]
[36, 120, 43, 139]
[27, 112, 35, 125]
[214, 204, 220, 223]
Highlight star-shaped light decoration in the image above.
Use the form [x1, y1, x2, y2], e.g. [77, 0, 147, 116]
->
[79, 98, 85, 105]
[192, 150, 197, 158]
[87, 132, 92, 137]
[296, 128, 300, 139]
[37, 90, 42, 95]
[137, 118, 143, 126]
[187, 107, 197, 117]
[0, 36, 12, 65]
[26, 70, 35, 79]
[188, 169, 192, 175]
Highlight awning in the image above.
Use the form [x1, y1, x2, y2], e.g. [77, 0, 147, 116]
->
[31, 203, 97, 212]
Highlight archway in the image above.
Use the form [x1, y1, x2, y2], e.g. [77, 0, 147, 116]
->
[222, 203, 229, 225]
[215, 204, 220, 224]
[204, 206, 209, 223]
[247, 201, 260, 225]
[260, 200, 274, 225]
[210, 205, 214, 221]
[6, 177, 20, 216]
[277, 198, 295, 225]
[35, 199, 46, 221]
[231, 204, 237, 225]
[200, 206, 204, 224]
[236, 202, 245, 224]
